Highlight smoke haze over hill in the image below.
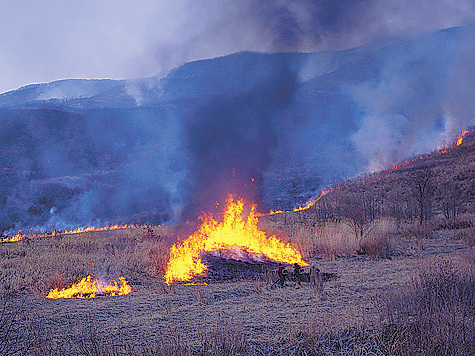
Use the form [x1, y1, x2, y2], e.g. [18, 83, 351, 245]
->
[0, 25, 474, 234]
[0, 1, 473, 93]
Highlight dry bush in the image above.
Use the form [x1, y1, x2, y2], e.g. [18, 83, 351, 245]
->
[357, 218, 397, 258]
[432, 213, 473, 231]
[290, 219, 397, 260]
[454, 227, 475, 247]
[290, 222, 359, 259]
[286, 223, 320, 260]
[380, 261, 475, 356]
[359, 233, 391, 259]
[404, 221, 433, 239]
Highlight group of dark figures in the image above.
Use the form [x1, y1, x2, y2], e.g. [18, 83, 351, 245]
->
[275, 262, 320, 288]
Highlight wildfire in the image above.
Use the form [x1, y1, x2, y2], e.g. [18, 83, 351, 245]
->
[456, 129, 470, 146]
[46, 274, 132, 299]
[164, 195, 308, 285]
[260, 188, 332, 217]
[260, 128, 472, 219]
[0, 224, 156, 243]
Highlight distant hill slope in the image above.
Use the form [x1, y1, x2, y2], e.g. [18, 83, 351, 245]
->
[307, 130, 475, 223]
[0, 25, 474, 233]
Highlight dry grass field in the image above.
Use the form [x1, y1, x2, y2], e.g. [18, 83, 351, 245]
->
[1, 219, 473, 355]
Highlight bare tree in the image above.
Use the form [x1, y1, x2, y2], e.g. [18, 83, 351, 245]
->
[410, 166, 434, 224]
[437, 182, 461, 220]
[341, 191, 380, 239]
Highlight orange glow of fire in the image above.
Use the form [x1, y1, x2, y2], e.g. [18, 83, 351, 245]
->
[46, 274, 132, 299]
[0, 224, 157, 243]
[164, 194, 308, 285]
[386, 129, 473, 175]
[259, 188, 332, 217]
[456, 129, 470, 146]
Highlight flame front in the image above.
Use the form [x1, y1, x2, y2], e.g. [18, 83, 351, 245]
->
[46, 274, 132, 299]
[259, 188, 332, 217]
[1, 224, 156, 244]
[164, 195, 308, 285]
[456, 129, 470, 146]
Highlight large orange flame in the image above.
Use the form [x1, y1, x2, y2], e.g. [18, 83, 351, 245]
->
[164, 195, 308, 285]
[1, 224, 156, 243]
[46, 274, 132, 299]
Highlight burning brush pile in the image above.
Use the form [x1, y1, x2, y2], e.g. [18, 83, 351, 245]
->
[164, 195, 308, 285]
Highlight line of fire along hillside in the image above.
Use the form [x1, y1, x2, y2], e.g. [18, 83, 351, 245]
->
[0, 224, 158, 243]
[258, 128, 474, 217]
[2, 129, 472, 244]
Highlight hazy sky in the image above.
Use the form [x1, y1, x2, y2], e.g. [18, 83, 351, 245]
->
[0, 0, 474, 93]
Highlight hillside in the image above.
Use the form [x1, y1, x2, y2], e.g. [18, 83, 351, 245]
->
[306, 129, 475, 223]
[0, 25, 473, 235]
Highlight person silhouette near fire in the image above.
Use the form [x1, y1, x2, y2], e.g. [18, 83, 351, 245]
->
[293, 263, 303, 286]
[277, 263, 288, 287]
[309, 263, 321, 288]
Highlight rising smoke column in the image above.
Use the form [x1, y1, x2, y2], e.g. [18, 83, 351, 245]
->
[182, 55, 299, 217]
[350, 25, 475, 172]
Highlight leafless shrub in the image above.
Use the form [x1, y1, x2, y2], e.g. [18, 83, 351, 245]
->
[454, 227, 475, 247]
[404, 221, 433, 239]
[433, 214, 473, 231]
[341, 191, 379, 240]
[380, 261, 475, 356]
[359, 233, 391, 259]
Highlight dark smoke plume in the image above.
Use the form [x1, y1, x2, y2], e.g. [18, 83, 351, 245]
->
[184, 57, 298, 216]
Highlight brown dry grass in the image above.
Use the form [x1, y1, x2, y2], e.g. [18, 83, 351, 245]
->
[0, 226, 172, 296]
[260, 216, 398, 260]
[1, 218, 473, 355]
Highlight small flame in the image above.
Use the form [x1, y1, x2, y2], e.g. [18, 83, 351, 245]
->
[164, 194, 308, 285]
[1, 224, 157, 243]
[46, 274, 132, 299]
[456, 129, 470, 146]
[259, 188, 332, 217]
